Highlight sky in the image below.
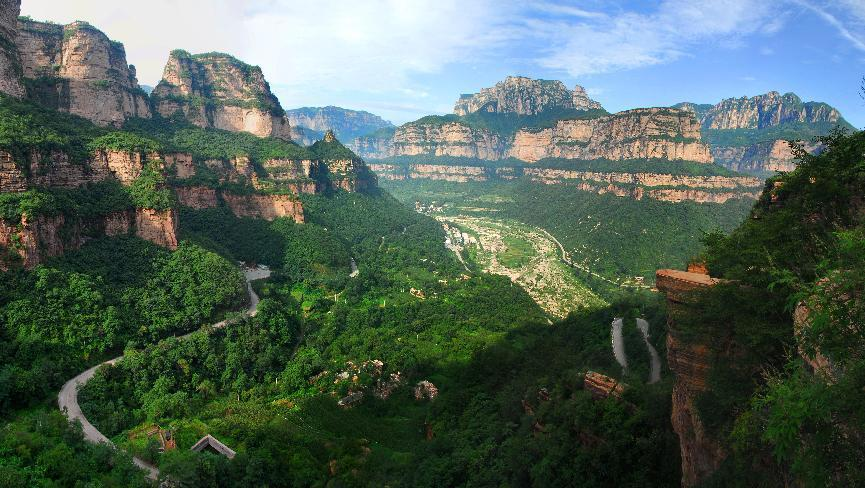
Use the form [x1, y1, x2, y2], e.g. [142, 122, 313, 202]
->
[19, 0, 865, 126]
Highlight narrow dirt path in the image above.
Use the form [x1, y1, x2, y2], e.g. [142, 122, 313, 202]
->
[58, 265, 271, 481]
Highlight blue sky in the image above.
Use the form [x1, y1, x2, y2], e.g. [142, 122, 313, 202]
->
[21, 0, 865, 127]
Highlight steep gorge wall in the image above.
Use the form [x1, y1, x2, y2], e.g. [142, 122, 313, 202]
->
[510, 108, 712, 163]
[15, 19, 151, 126]
[0, 208, 178, 270]
[152, 51, 291, 140]
[656, 269, 726, 487]
[370, 163, 760, 204]
[0, 0, 23, 98]
[354, 108, 713, 165]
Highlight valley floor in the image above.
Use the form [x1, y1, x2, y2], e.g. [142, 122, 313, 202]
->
[432, 213, 605, 317]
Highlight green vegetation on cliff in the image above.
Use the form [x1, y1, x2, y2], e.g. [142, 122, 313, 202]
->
[678, 128, 865, 485]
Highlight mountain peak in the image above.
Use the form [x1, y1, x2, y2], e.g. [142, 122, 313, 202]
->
[453, 76, 603, 116]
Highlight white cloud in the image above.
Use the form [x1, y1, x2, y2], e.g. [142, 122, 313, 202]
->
[537, 0, 780, 77]
[791, 1, 865, 52]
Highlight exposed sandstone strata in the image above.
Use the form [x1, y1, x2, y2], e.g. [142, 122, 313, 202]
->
[164, 153, 195, 179]
[454, 76, 602, 116]
[370, 162, 761, 203]
[222, 193, 304, 223]
[510, 108, 712, 163]
[389, 122, 506, 160]
[16, 19, 151, 126]
[700, 91, 843, 130]
[583, 371, 626, 400]
[0, 149, 153, 192]
[174, 186, 218, 209]
[152, 50, 291, 140]
[0, 0, 23, 98]
[0, 207, 177, 269]
[656, 269, 725, 487]
[710, 140, 822, 174]
[135, 208, 178, 249]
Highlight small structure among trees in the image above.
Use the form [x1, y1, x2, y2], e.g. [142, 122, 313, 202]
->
[190, 435, 236, 459]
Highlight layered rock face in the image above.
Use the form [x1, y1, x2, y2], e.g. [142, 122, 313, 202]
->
[15, 19, 151, 126]
[370, 162, 760, 204]
[152, 50, 291, 139]
[285, 106, 393, 142]
[454, 76, 602, 116]
[222, 193, 304, 223]
[0, 149, 152, 192]
[353, 108, 711, 164]
[0, 207, 178, 269]
[656, 269, 726, 487]
[391, 122, 506, 160]
[701, 91, 843, 130]
[679, 92, 850, 174]
[509, 108, 713, 163]
[0, 0, 23, 98]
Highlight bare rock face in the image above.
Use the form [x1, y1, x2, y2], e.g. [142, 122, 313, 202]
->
[135, 208, 178, 250]
[222, 193, 304, 223]
[285, 106, 394, 142]
[656, 269, 726, 487]
[152, 50, 291, 140]
[375, 122, 507, 160]
[510, 108, 713, 163]
[583, 371, 626, 400]
[0, 0, 24, 98]
[174, 186, 218, 209]
[679, 92, 850, 174]
[701, 91, 843, 130]
[164, 153, 196, 179]
[15, 19, 151, 126]
[454, 76, 602, 116]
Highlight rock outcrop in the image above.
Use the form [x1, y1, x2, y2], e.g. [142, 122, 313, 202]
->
[222, 193, 304, 223]
[0, 207, 178, 269]
[0, 149, 155, 192]
[152, 50, 290, 140]
[583, 371, 626, 400]
[509, 108, 713, 163]
[353, 107, 711, 164]
[678, 92, 851, 175]
[700, 92, 843, 130]
[15, 18, 151, 126]
[454, 76, 602, 116]
[0, 0, 23, 98]
[369, 163, 760, 204]
[656, 269, 725, 487]
[285, 106, 394, 142]
[174, 186, 218, 209]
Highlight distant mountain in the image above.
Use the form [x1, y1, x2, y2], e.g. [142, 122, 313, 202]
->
[676, 92, 854, 175]
[454, 75, 603, 116]
[285, 106, 393, 143]
[140, 84, 154, 95]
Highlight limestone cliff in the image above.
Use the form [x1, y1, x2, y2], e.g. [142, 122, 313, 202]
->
[285, 106, 393, 142]
[152, 50, 291, 140]
[0, 148, 155, 192]
[222, 193, 304, 223]
[0, 207, 178, 269]
[370, 162, 760, 204]
[656, 269, 726, 487]
[510, 108, 712, 163]
[0, 0, 23, 97]
[678, 92, 851, 175]
[353, 107, 711, 164]
[15, 18, 151, 126]
[700, 91, 843, 130]
[454, 76, 602, 116]
[357, 122, 507, 160]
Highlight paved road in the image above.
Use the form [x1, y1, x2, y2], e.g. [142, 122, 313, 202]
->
[58, 266, 271, 481]
[636, 318, 662, 384]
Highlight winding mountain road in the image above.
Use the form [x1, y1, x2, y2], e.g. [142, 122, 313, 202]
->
[58, 266, 271, 480]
